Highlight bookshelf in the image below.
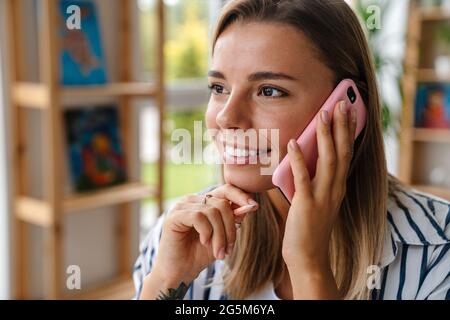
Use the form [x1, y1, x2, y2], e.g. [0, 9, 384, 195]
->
[7, 0, 166, 299]
[12, 82, 159, 108]
[399, 1, 450, 201]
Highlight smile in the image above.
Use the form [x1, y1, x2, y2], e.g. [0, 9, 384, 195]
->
[223, 144, 272, 165]
[224, 145, 271, 157]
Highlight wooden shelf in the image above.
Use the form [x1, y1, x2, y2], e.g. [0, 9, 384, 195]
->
[15, 182, 156, 225]
[64, 276, 135, 300]
[412, 128, 450, 143]
[420, 7, 450, 21]
[12, 82, 49, 109]
[12, 81, 158, 109]
[64, 182, 156, 213]
[62, 82, 158, 98]
[417, 69, 450, 83]
[412, 184, 450, 201]
[15, 196, 52, 227]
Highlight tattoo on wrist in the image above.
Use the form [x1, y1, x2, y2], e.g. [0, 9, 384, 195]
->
[156, 281, 191, 300]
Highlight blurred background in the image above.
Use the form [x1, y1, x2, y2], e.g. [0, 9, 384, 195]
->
[0, 0, 449, 299]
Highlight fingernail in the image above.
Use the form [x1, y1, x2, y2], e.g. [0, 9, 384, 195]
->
[289, 139, 298, 150]
[339, 101, 347, 114]
[248, 199, 258, 206]
[233, 204, 256, 216]
[226, 243, 234, 254]
[321, 110, 330, 125]
[234, 204, 256, 215]
[217, 247, 225, 260]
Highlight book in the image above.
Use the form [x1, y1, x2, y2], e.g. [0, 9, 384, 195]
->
[415, 83, 450, 129]
[64, 106, 126, 192]
[59, 0, 107, 85]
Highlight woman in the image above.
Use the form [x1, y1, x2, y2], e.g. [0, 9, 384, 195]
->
[134, 0, 450, 300]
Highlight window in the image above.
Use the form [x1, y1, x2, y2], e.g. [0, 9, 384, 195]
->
[137, 0, 223, 236]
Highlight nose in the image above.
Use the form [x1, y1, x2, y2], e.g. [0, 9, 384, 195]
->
[215, 92, 251, 130]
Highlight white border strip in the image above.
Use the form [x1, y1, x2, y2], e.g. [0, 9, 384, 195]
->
[0, 0, 12, 300]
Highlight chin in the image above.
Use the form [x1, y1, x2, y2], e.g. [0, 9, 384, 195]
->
[223, 165, 274, 193]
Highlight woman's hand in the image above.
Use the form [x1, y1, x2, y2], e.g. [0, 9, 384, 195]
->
[282, 100, 356, 299]
[141, 184, 258, 299]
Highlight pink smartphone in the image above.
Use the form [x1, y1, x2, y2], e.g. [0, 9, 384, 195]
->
[272, 79, 367, 203]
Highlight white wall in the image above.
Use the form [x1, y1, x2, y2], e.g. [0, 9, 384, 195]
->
[0, 0, 12, 300]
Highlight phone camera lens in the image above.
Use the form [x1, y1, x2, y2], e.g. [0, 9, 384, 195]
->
[347, 87, 357, 103]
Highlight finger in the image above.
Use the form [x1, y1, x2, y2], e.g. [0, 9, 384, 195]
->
[179, 203, 227, 258]
[208, 183, 259, 208]
[332, 101, 353, 190]
[182, 199, 257, 217]
[314, 108, 337, 195]
[205, 197, 237, 255]
[180, 194, 207, 203]
[287, 139, 313, 198]
[170, 209, 213, 246]
[233, 205, 258, 229]
[203, 206, 228, 260]
[233, 204, 258, 215]
[180, 202, 226, 259]
[346, 106, 357, 176]
[350, 106, 357, 142]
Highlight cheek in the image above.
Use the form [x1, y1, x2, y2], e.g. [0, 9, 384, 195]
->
[205, 104, 219, 130]
[259, 111, 305, 152]
[273, 124, 296, 161]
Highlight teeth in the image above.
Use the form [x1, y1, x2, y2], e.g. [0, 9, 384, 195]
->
[225, 146, 250, 157]
[225, 146, 271, 158]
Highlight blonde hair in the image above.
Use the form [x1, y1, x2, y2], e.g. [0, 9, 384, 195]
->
[208, 0, 403, 299]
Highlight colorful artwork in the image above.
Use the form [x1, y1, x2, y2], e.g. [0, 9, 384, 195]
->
[415, 84, 450, 129]
[59, 0, 107, 85]
[64, 106, 126, 192]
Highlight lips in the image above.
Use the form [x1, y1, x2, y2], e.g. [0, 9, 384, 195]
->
[221, 143, 272, 166]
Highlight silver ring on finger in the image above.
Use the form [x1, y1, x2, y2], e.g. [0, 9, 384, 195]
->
[202, 194, 213, 205]
[235, 222, 242, 229]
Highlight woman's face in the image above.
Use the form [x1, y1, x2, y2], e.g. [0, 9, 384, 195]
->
[206, 22, 335, 193]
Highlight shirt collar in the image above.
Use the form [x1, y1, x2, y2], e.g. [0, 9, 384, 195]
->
[379, 187, 450, 268]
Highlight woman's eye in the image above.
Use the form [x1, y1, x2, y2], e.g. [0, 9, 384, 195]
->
[208, 84, 226, 95]
[259, 86, 288, 98]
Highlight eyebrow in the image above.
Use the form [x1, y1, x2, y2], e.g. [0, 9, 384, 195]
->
[208, 70, 297, 81]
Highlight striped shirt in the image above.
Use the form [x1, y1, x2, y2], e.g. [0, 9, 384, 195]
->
[132, 185, 450, 300]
